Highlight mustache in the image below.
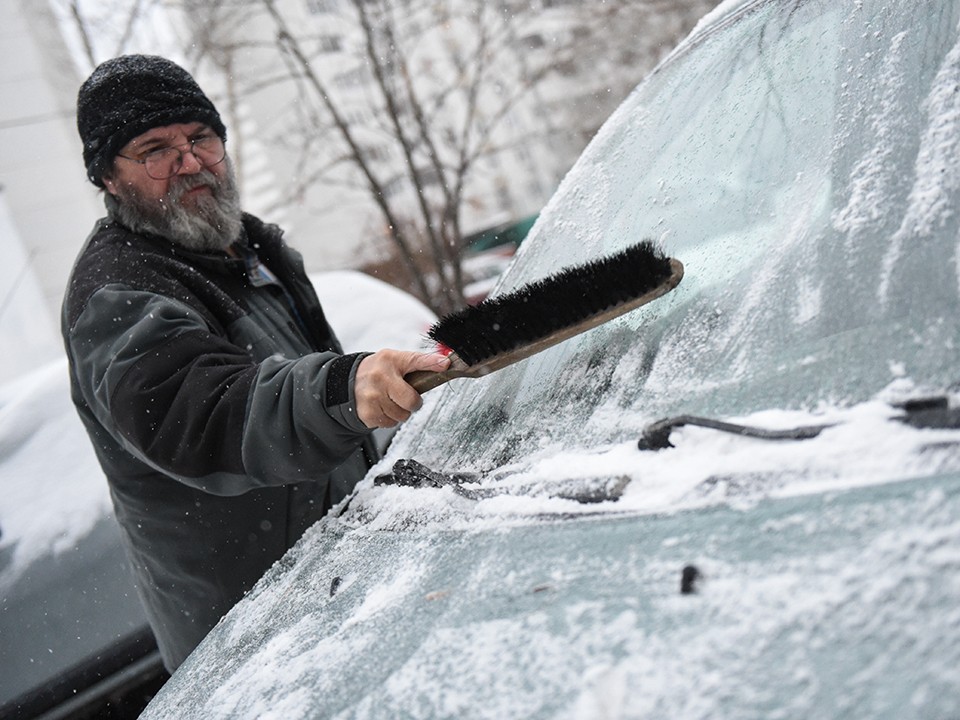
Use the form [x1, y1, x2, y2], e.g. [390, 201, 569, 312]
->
[166, 167, 223, 202]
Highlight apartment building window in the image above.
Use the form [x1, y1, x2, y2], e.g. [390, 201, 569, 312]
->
[335, 66, 368, 89]
[306, 0, 340, 14]
[554, 58, 577, 77]
[382, 175, 407, 198]
[416, 166, 442, 187]
[345, 108, 371, 124]
[522, 33, 546, 50]
[317, 35, 342, 53]
[362, 144, 392, 162]
[571, 25, 591, 41]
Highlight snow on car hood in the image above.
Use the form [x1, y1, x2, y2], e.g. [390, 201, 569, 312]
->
[343, 383, 960, 533]
[143, 392, 960, 720]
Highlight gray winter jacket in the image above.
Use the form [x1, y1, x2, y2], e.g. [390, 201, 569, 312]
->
[61, 212, 377, 670]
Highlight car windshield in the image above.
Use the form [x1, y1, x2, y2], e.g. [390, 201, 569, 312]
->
[393, 0, 960, 474]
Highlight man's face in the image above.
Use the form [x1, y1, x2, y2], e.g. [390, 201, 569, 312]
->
[103, 121, 242, 252]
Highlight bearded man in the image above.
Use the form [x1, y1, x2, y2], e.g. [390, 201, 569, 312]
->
[61, 55, 449, 672]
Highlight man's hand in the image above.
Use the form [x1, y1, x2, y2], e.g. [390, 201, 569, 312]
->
[355, 350, 451, 429]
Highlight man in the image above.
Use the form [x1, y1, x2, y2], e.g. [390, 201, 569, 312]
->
[62, 54, 449, 671]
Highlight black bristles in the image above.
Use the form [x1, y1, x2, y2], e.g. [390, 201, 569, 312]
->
[429, 240, 674, 366]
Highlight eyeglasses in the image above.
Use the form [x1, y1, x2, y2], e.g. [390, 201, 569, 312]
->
[116, 131, 226, 180]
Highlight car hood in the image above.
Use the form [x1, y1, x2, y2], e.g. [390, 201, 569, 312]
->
[142, 461, 960, 719]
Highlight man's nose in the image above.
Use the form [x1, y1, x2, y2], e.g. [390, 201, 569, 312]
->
[176, 147, 204, 174]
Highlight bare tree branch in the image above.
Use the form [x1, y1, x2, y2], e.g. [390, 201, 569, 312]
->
[352, 0, 452, 300]
[67, 0, 98, 68]
[261, 0, 435, 306]
[112, 0, 147, 56]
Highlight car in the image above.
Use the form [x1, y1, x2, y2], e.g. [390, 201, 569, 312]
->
[461, 214, 538, 255]
[140, 0, 960, 717]
[461, 215, 538, 303]
[0, 360, 167, 720]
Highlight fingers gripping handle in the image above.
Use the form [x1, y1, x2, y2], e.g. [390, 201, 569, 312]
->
[404, 354, 472, 393]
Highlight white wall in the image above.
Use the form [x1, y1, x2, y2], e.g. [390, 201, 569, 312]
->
[0, 0, 104, 376]
[0, 191, 61, 382]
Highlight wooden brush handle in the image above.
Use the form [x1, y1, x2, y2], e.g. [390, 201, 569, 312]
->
[405, 355, 473, 393]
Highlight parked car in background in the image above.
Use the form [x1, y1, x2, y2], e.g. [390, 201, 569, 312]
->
[461, 214, 538, 303]
[0, 361, 165, 720]
[461, 214, 538, 255]
[141, 0, 960, 717]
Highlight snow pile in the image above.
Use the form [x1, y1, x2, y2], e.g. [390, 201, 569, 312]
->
[0, 360, 107, 591]
[307, 270, 435, 352]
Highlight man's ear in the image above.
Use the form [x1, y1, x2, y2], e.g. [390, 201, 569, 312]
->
[101, 161, 122, 196]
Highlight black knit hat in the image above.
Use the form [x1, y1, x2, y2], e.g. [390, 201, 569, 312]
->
[77, 55, 227, 188]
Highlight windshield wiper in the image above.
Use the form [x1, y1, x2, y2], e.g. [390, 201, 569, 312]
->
[894, 396, 960, 430]
[638, 415, 833, 450]
[374, 459, 629, 504]
[639, 396, 960, 450]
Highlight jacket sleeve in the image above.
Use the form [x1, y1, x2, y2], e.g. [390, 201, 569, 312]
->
[67, 283, 373, 495]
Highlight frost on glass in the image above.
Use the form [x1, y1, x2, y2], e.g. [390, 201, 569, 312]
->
[144, 477, 960, 720]
[396, 0, 960, 473]
[140, 2, 960, 718]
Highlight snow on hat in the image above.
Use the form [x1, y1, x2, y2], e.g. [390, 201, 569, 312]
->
[77, 54, 226, 188]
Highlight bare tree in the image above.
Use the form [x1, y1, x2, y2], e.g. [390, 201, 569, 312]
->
[177, 0, 572, 315]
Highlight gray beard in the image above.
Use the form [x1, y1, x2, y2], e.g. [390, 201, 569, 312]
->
[106, 157, 243, 253]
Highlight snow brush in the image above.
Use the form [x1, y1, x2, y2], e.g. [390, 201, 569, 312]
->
[405, 240, 684, 393]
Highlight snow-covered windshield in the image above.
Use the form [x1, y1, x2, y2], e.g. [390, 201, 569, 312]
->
[392, 0, 960, 474]
[140, 2, 960, 718]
